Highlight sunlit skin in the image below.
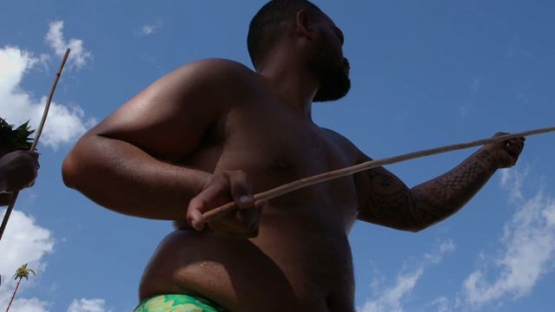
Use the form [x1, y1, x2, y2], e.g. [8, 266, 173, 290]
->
[62, 8, 524, 312]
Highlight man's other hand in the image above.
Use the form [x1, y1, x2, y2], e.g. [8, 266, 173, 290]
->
[0, 150, 40, 192]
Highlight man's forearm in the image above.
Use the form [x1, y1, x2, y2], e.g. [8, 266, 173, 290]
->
[62, 135, 210, 220]
[410, 148, 498, 228]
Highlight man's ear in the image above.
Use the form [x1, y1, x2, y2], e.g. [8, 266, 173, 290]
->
[295, 9, 315, 40]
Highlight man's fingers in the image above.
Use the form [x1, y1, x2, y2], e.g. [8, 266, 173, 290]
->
[228, 171, 254, 209]
[187, 171, 245, 231]
[504, 137, 525, 157]
[187, 188, 223, 230]
[186, 170, 262, 235]
[187, 198, 206, 231]
[495, 136, 525, 168]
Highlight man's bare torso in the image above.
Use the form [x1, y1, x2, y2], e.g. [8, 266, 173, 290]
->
[138, 62, 364, 312]
[61, 55, 523, 311]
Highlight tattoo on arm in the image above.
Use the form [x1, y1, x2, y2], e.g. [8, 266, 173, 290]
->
[360, 149, 498, 231]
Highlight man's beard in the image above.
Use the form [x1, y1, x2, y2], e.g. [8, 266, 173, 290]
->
[311, 57, 351, 103]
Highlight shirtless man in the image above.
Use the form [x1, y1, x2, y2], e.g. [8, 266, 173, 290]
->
[61, 1, 525, 311]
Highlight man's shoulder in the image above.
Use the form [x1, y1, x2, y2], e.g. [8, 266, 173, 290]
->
[178, 58, 256, 82]
[321, 128, 359, 152]
[189, 58, 251, 69]
[320, 127, 371, 165]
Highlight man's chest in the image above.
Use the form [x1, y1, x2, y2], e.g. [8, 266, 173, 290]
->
[217, 106, 361, 217]
[223, 107, 347, 179]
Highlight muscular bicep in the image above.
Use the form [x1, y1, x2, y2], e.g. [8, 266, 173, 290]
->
[91, 59, 240, 161]
[356, 155, 425, 232]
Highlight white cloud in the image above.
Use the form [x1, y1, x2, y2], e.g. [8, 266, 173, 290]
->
[499, 166, 530, 203]
[362, 268, 423, 312]
[428, 297, 451, 312]
[0, 45, 95, 149]
[0, 297, 50, 312]
[137, 22, 162, 37]
[461, 168, 555, 308]
[360, 240, 455, 312]
[45, 21, 91, 69]
[0, 209, 54, 312]
[470, 78, 482, 94]
[424, 240, 455, 264]
[141, 25, 156, 36]
[0, 209, 54, 279]
[459, 78, 482, 118]
[35, 98, 93, 148]
[0, 210, 110, 312]
[67, 298, 109, 312]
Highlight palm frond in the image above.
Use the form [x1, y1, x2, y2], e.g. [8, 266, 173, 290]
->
[12, 263, 36, 280]
[0, 118, 35, 150]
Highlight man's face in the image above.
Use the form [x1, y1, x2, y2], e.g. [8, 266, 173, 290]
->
[309, 14, 351, 102]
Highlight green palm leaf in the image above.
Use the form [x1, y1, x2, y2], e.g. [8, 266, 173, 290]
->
[0, 118, 35, 150]
[13, 263, 35, 281]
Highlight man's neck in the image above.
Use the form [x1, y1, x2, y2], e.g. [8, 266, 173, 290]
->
[257, 56, 318, 121]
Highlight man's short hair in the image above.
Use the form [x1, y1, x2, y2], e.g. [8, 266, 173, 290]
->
[247, 0, 322, 69]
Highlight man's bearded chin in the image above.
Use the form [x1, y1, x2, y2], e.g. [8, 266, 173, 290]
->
[312, 62, 351, 102]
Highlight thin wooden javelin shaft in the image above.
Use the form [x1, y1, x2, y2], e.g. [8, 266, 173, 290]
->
[0, 49, 70, 241]
[203, 126, 555, 222]
[30, 49, 71, 151]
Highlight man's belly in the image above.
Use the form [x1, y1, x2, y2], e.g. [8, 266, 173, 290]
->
[139, 212, 355, 312]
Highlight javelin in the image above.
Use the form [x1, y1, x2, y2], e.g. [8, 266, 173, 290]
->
[0, 49, 71, 241]
[203, 126, 555, 222]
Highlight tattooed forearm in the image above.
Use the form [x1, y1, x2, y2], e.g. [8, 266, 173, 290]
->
[414, 148, 496, 210]
[360, 149, 498, 231]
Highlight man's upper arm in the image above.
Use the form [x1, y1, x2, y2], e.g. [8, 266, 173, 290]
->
[355, 152, 422, 232]
[89, 59, 245, 161]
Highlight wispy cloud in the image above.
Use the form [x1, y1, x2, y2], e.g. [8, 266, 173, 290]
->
[460, 167, 555, 308]
[45, 21, 92, 69]
[428, 297, 451, 312]
[499, 165, 530, 203]
[67, 298, 110, 312]
[0, 45, 95, 149]
[0, 297, 50, 312]
[359, 240, 455, 312]
[459, 78, 482, 118]
[136, 22, 162, 37]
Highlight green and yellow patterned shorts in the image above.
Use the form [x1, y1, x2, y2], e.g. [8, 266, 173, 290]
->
[134, 294, 227, 312]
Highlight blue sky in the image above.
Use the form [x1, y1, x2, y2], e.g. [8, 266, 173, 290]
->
[1, 1, 554, 311]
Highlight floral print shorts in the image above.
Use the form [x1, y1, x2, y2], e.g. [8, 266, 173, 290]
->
[134, 294, 226, 312]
